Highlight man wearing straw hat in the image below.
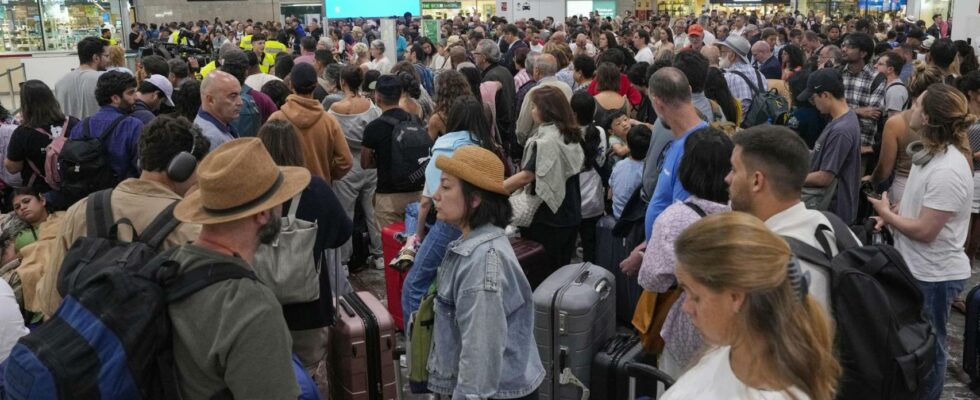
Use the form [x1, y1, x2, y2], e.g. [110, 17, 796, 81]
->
[168, 137, 310, 398]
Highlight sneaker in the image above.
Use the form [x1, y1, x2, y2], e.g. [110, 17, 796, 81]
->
[372, 255, 385, 270]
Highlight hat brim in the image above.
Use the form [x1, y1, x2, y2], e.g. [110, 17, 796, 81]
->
[718, 42, 749, 64]
[435, 156, 508, 196]
[163, 95, 175, 107]
[174, 166, 311, 224]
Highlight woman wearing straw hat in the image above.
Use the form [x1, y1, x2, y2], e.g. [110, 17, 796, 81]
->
[425, 146, 544, 399]
[168, 137, 311, 399]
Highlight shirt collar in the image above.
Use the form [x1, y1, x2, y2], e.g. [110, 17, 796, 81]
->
[197, 110, 238, 137]
[113, 178, 183, 201]
[765, 202, 809, 231]
[448, 225, 506, 257]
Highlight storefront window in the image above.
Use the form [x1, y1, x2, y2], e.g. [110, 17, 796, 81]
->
[0, 0, 125, 54]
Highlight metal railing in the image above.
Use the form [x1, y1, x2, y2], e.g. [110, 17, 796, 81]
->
[0, 64, 25, 115]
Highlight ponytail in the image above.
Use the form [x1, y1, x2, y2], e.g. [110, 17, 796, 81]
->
[581, 122, 602, 171]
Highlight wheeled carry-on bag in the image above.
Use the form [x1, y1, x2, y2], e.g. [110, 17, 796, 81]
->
[595, 215, 643, 327]
[511, 237, 550, 289]
[327, 291, 398, 400]
[533, 263, 616, 400]
[591, 334, 668, 399]
[382, 222, 409, 331]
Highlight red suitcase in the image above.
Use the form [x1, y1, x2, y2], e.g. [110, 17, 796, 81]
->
[327, 291, 398, 400]
[510, 238, 550, 289]
[382, 222, 409, 331]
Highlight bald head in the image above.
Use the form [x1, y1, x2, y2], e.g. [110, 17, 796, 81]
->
[534, 53, 558, 79]
[200, 70, 242, 124]
[751, 41, 771, 62]
[701, 45, 720, 67]
[648, 67, 691, 107]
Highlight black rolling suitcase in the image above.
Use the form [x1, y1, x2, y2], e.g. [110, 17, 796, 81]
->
[595, 215, 642, 327]
[590, 334, 662, 400]
[964, 285, 980, 393]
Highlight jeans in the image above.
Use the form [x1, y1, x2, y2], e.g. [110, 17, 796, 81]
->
[402, 220, 462, 319]
[918, 278, 966, 400]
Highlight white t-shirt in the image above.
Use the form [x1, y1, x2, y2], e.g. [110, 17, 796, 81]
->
[895, 144, 973, 282]
[244, 73, 282, 92]
[0, 278, 27, 362]
[661, 346, 810, 400]
[882, 81, 910, 114]
[635, 46, 655, 64]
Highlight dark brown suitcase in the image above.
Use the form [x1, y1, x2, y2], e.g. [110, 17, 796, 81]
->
[510, 237, 550, 289]
[327, 291, 398, 400]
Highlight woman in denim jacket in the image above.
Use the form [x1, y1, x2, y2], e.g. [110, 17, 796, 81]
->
[427, 146, 545, 400]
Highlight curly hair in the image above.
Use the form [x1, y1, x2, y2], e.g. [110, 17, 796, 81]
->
[139, 115, 209, 172]
[95, 71, 137, 107]
[434, 70, 472, 114]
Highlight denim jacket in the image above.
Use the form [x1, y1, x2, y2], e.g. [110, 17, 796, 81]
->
[427, 224, 545, 399]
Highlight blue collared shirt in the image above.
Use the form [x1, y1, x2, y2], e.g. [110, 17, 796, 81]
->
[68, 105, 143, 180]
[194, 110, 238, 151]
[644, 121, 708, 239]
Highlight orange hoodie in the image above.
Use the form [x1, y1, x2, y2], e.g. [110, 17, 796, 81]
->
[268, 94, 352, 182]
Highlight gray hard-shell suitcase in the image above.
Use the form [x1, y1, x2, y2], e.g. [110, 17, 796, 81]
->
[533, 263, 616, 400]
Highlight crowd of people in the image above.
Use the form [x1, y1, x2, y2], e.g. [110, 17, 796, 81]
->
[0, 6, 975, 400]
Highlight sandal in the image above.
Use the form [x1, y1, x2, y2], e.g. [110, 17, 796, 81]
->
[953, 298, 967, 315]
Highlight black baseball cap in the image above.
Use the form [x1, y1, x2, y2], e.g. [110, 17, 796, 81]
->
[290, 63, 319, 93]
[797, 68, 844, 102]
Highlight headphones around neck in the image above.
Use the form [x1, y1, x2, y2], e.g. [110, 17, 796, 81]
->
[907, 140, 934, 166]
[166, 135, 198, 183]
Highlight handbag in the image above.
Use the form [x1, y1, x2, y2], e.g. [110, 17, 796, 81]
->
[509, 187, 543, 227]
[801, 178, 838, 211]
[408, 278, 437, 394]
[253, 194, 320, 304]
[631, 288, 682, 354]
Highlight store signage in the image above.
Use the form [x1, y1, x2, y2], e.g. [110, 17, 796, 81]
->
[593, 0, 617, 17]
[422, 2, 462, 9]
[710, 0, 788, 4]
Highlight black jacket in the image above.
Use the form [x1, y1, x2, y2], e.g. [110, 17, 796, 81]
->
[482, 63, 519, 159]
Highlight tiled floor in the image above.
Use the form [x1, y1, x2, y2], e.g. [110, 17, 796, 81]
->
[336, 262, 980, 399]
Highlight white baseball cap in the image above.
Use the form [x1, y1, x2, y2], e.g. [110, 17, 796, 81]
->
[143, 74, 174, 107]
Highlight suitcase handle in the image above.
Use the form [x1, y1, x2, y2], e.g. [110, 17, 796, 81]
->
[625, 362, 676, 388]
[595, 279, 611, 300]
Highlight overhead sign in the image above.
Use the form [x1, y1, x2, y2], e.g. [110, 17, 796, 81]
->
[422, 2, 462, 9]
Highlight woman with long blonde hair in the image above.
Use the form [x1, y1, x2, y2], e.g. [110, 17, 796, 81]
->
[662, 212, 839, 400]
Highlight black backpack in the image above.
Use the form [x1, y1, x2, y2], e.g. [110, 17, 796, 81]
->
[784, 211, 936, 400]
[380, 115, 433, 193]
[3, 189, 258, 399]
[730, 70, 791, 128]
[58, 116, 128, 207]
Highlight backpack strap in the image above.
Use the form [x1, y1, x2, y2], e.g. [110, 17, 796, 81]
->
[783, 235, 832, 270]
[140, 201, 181, 250]
[819, 211, 861, 251]
[378, 115, 402, 127]
[95, 115, 129, 145]
[729, 70, 762, 96]
[86, 189, 115, 239]
[683, 201, 707, 218]
[81, 117, 92, 138]
[165, 262, 257, 303]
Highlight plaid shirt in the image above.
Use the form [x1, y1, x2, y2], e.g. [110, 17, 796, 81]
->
[842, 63, 884, 146]
[723, 62, 768, 117]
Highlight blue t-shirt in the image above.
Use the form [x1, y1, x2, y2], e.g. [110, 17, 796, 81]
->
[609, 158, 644, 220]
[424, 131, 479, 198]
[644, 121, 708, 239]
[68, 105, 143, 180]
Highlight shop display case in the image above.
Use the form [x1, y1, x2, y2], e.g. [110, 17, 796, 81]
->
[657, 0, 696, 16]
[0, 0, 123, 54]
